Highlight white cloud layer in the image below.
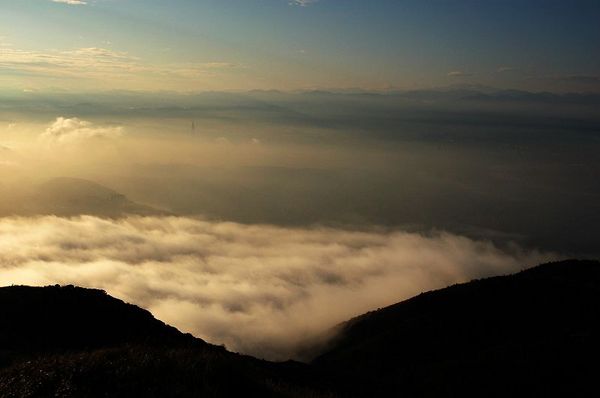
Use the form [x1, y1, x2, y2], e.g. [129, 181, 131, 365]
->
[0, 216, 556, 360]
[40, 117, 122, 143]
[52, 0, 87, 4]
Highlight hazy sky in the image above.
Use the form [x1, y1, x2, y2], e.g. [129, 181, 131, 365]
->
[1, 0, 599, 91]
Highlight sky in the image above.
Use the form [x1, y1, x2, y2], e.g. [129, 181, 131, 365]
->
[1, 0, 599, 91]
[0, 1, 599, 360]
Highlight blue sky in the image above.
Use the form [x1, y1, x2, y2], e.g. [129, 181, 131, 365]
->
[1, 0, 599, 91]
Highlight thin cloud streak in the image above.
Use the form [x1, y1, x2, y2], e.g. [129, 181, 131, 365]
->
[0, 47, 238, 88]
[52, 0, 87, 5]
[290, 0, 319, 6]
[447, 71, 474, 77]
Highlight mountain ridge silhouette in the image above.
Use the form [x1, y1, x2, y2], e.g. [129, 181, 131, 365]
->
[312, 259, 600, 397]
[0, 259, 598, 397]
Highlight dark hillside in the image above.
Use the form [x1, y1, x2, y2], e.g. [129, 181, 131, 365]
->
[0, 285, 334, 398]
[2, 260, 599, 397]
[312, 259, 600, 397]
[0, 285, 192, 366]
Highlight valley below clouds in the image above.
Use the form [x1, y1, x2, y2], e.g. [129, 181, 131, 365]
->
[0, 215, 556, 360]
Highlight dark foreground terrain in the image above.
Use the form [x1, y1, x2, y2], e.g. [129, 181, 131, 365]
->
[0, 285, 331, 398]
[0, 259, 599, 397]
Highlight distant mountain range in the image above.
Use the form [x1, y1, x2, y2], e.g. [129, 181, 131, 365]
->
[1, 259, 599, 397]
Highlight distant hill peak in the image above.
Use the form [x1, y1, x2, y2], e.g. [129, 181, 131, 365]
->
[16, 177, 168, 217]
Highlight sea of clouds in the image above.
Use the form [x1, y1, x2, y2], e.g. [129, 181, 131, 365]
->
[0, 216, 556, 360]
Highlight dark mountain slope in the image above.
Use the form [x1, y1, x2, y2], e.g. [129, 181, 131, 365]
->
[2, 260, 599, 397]
[312, 259, 600, 397]
[0, 285, 334, 398]
[0, 285, 191, 366]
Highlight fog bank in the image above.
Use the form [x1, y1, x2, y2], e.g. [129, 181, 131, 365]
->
[0, 215, 556, 360]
